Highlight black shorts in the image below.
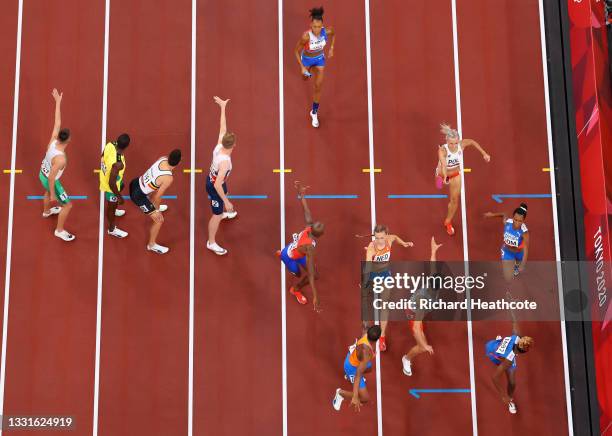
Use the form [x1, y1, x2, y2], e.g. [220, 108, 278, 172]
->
[206, 178, 227, 215]
[129, 178, 155, 214]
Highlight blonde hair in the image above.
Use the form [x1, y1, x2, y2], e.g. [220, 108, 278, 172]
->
[222, 132, 236, 148]
[440, 123, 459, 140]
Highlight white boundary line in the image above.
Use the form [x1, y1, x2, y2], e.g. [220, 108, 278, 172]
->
[188, 0, 196, 434]
[537, 1, 574, 434]
[450, 1, 478, 435]
[277, 0, 288, 434]
[0, 1, 24, 433]
[92, 0, 111, 434]
[363, 1, 382, 435]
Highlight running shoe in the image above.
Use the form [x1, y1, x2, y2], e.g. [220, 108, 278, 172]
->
[54, 229, 75, 242]
[223, 210, 238, 220]
[444, 222, 455, 236]
[402, 356, 412, 376]
[513, 264, 520, 276]
[42, 206, 61, 218]
[332, 388, 343, 411]
[115, 209, 126, 217]
[290, 287, 308, 305]
[206, 241, 227, 256]
[508, 401, 517, 414]
[379, 336, 387, 352]
[108, 227, 128, 238]
[275, 250, 281, 258]
[310, 111, 319, 128]
[147, 243, 169, 254]
[159, 204, 168, 212]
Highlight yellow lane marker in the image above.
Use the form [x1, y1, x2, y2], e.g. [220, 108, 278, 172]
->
[93, 169, 101, 173]
[362, 168, 382, 173]
[183, 168, 203, 173]
[3, 169, 22, 174]
[463, 168, 472, 173]
[273, 169, 292, 173]
[542, 168, 551, 172]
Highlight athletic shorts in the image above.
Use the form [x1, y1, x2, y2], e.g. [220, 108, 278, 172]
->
[39, 171, 70, 205]
[501, 245, 524, 262]
[343, 353, 371, 389]
[485, 340, 517, 370]
[129, 178, 155, 214]
[206, 178, 227, 215]
[280, 245, 306, 276]
[301, 53, 325, 68]
[104, 180, 124, 203]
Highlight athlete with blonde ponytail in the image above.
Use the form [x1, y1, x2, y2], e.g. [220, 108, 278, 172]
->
[436, 124, 490, 236]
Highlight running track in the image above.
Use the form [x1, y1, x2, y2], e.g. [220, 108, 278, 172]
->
[0, 1, 572, 435]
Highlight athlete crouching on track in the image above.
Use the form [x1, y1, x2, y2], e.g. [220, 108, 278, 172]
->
[277, 181, 324, 312]
[206, 96, 237, 256]
[401, 236, 442, 376]
[485, 293, 534, 414]
[100, 133, 130, 238]
[129, 149, 181, 254]
[333, 324, 381, 412]
[436, 124, 490, 236]
[484, 203, 530, 281]
[361, 224, 413, 352]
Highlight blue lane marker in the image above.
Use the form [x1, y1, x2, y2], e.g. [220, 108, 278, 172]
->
[491, 194, 552, 204]
[302, 195, 359, 199]
[27, 195, 88, 200]
[206, 195, 268, 200]
[388, 194, 448, 199]
[121, 195, 177, 200]
[409, 388, 471, 399]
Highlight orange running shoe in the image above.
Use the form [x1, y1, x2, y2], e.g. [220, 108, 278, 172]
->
[444, 221, 455, 236]
[379, 336, 387, 352]
[290, 287, 308, 305]
[275, 250, 281, 258]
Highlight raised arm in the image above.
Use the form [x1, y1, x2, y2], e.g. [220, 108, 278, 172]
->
[519, 232, 529, 271]
[295, 181, 314, 224]
[390, 234, 413, 248]
[507, 292, 521, 336]
[327, 26, 336, 57]
[49, 89, 63, 144]
[305, 245, 320, 312]
[461, 138, 490, 162]
[214, 96, 229, 144]
[483, 212, 507, 225]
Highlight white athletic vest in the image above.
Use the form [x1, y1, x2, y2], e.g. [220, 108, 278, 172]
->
[40, 140, 66, 179]
[442, 143, 462, 170]
[139, 157, 173, 194]
[209, 144, 232, 183]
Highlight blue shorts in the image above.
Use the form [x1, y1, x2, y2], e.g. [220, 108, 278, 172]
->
[485, 340, 517, 370]
[206, 178, 227, 215]
[302, 53, 325, 68]
[501, 246, 524, 262]
[280, 245, 306, 276]
[343, 353, 371, 389]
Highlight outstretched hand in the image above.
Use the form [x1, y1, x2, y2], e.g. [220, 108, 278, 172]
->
[52, 88, 63, 102]
[294, 181, 310, 198]
[213, 96, 230, 107]
[431, 236, 442, 252]
[483, 153, 491, 162]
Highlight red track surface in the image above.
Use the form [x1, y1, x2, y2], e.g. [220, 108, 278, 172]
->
[0, 1, 572, 435]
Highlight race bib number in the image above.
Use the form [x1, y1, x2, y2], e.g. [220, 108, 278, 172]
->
[139, 204, 152, 213]
[374, 252, 390, 262]
[503, 233, 520, 247]
[496, 337, 512, 355]
[41, 159, 51, 177]
[211, 200, 219, 208]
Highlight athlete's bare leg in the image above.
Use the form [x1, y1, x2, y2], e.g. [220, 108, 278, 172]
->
[56, 201, 72, 232]
[506, 369, 516, 398]
[312, 67, 325, 104]
[207, 214, 223, 244]
[106, 201, 118, 232]
[338, 388, 370, 404]
[405, 344, 426, 360]
[43, 191, 51, 214]
[445, 176, 462, 224]
[148, 219, 163, 246]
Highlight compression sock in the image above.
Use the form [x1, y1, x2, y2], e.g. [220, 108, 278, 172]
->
[312, 102, 320, 114]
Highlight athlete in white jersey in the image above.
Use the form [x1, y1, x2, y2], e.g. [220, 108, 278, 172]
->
[206, 96, 237, 256]
[436, 124, 490, 236]
[129, 149, 182, 254]
[38, 89, 75, 241]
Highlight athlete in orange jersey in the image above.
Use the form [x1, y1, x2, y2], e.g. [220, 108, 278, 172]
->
[277, 182, 325, 312]
[363, 224, 413, 351]
[332, 325, 381, 411]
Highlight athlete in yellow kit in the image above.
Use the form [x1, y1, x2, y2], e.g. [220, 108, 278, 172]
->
[100, 134, 130, 238]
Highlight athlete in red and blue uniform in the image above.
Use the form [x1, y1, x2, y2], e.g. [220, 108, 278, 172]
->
[277, 182, 325, 312]
[485, 297, 534, 414]
[294, 7, 336, 128]
[484, 203, 530, 280]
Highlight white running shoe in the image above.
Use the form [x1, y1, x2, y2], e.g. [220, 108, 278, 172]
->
[159, 204, 168, 212]
[42, 206, 61, 218]
[332, 388, 343, 411]
[508, 401, 517, 414]
[206, 241, 227, 255]
[147, 243, 169, 254]
[310, 111, 319, 128]
[54, 229, 75, 242]
[114, 209, 126, 217]
[108, 227, 128, 238]
[402, 356, 412, 376]
[222, 210, 238, 220]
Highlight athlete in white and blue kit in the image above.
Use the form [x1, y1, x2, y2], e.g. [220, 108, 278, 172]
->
[485, 296, 534, 414]
[484, 203, 530, 281]
[294, 6, 336, 128]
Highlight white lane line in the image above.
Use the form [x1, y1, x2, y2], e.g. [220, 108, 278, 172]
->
[188, 0, 196, 434]
[277, 0, 287, 434]
[537, 0, 574, 434]
[363, 0, 382, 434]
[92, 0, 111, 434]
[0, 1, 24, 434]
[450, 1, 478, 434]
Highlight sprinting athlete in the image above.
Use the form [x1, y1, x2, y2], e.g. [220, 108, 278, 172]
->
[294, 6, 335, 128]
[100, 133, 130, 238]
[363, 224, 413, 352]
[484, 203, 529, 281]
[485, 295, 534, 414]
[128, 150, 181, 254]
[206, 96, 237, 256]
[436, 124, 490, 236]
[277, 181, 324, 312]
[332, 325, 381, 412]
[402, 236, 442, 376]
[39, 88, 75, 241]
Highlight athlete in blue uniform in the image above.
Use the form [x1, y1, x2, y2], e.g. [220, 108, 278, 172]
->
[484, 203, 530, 280]
[294, 7, 336, 128]
[485, 295, 534, 414]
